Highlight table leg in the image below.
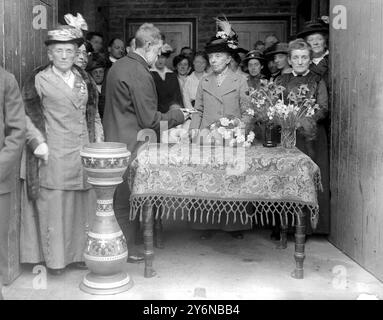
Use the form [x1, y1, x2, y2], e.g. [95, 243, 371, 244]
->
[154, 217, 164, 249]
[291, 208, 306, 279]
[143, 201, 156, 278]
[277, 224, 288, 250]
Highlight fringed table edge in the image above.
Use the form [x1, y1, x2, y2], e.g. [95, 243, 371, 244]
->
[130, 195, 319, 230]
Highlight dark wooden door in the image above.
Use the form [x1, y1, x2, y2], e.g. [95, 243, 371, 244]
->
[0, 0, 57, 284]
[330, 0, 383, 281]
[1, 0, 58, 85]
[231, 19, 290, 50]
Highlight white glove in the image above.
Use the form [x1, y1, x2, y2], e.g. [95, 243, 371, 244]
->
[181, 110, 191, 121]
[189, 129, 200, 141]
[34, 143, 49, 162]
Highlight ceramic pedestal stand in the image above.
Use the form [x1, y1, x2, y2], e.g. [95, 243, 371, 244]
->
[80, 142, 133, 295]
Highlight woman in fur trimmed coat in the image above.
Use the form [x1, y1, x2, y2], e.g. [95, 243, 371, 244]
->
[19, 24, 103, 275]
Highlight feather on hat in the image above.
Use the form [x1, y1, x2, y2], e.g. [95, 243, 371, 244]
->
[45, 12, 87, 46]
[205, 16, 239, 54]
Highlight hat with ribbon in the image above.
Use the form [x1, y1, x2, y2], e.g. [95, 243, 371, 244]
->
[205, 16, 239, 54]
[242, 50, 266, 64]
[45, 13, 88, 46]
[296, 16, 329, 39]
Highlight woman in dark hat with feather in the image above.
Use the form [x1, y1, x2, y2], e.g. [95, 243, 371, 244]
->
[189, 17, 251, 240]
[20, 14, 103, 275]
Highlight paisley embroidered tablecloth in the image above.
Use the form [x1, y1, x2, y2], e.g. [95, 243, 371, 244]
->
[128, 143, 322, 229]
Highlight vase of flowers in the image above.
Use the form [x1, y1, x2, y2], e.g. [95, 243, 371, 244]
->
[244, 80, 285, 147]
[263, 121, 277, 148]
[267, 84, 320, 149]
[280, 126, 297, 148]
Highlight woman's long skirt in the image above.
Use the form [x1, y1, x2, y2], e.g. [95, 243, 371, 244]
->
[20, 183, 96, 269]
[297, 121, 330, 234]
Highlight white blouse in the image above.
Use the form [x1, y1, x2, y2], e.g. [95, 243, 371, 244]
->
[182, 71, 208, 109]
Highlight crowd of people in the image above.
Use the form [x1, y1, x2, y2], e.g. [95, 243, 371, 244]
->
[0, 13, 330, 298]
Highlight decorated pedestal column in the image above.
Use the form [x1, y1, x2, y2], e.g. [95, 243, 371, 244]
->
[80, 142, 133, 295]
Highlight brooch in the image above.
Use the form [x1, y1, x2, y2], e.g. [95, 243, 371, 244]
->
[75, 81, 87, 96]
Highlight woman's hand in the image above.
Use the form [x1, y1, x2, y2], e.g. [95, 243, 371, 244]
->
[34, 142, 49, 164]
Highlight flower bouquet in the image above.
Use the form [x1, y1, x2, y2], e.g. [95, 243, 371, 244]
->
[244, 79, 285, 147]
[267, 84, 320, 148]
[245, 79, 285, 122]
[205, 116, 255, 147]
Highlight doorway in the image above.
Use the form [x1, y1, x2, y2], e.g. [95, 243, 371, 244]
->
[229, 16, 292, 50]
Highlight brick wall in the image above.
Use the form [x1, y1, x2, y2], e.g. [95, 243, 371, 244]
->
[58, 0, 107, 34]
[106, 0, 297, 50]
[57, 0, 299, 50]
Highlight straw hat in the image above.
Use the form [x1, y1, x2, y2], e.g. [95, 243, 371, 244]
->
[45, 13, 87, 46]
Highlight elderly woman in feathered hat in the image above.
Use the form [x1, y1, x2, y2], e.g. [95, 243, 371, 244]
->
[189, 17, 251, 240]
[189, 18, 249, 133]
[20, 14, 103, 276]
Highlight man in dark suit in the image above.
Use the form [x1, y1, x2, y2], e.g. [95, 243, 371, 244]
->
[103, 23, 189, 262]
[0, 67, 26, 299]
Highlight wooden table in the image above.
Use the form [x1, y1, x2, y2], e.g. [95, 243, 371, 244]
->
[128, 143, 322, 279]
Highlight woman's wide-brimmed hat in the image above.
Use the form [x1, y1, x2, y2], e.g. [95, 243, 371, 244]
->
[242, 50, 266, 64]
[205, 17, 239, 54]
[296, 17, 329, 39]
[45, 13, 87, 46]
[86, 56, 106, 72]
[264, 42, 289, 58]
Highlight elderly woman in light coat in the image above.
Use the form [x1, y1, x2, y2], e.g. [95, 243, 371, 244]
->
[188, 22, 251, 240]
[189, 51, 248, 132]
